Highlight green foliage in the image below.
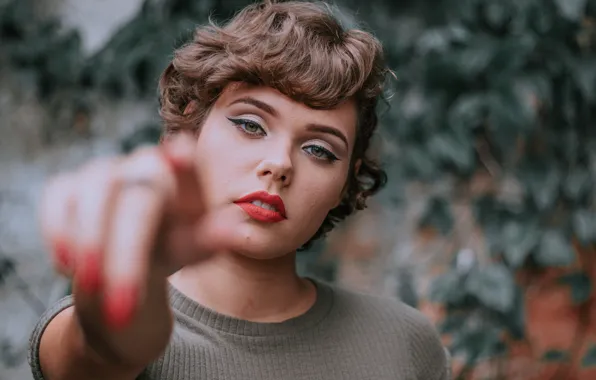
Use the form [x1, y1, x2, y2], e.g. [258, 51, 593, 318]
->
[542, 349, 571, 362]
[2, 0, 596, 373]
[558, 272, 592, 304]
[582, 344, 596, 367]
[380, 0, 596, 373]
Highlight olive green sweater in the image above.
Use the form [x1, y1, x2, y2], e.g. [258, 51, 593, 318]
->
[28, 279, 451, 379]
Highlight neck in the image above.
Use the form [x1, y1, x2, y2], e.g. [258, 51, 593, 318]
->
[168, 252, 316, 322]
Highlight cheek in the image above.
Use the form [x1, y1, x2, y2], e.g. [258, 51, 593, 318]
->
[292, 170, 346, 223]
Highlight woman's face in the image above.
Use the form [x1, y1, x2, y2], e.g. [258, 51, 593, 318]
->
[193, 83, 357, 259]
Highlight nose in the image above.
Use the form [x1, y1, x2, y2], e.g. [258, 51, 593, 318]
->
[256, 144, 293, 187]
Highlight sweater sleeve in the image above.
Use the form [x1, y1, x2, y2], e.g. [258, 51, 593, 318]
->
[28, 295, 75, 380]
[401, 304, 451, 379]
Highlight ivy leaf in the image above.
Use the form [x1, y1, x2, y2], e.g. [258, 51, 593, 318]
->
[563, 169, 591, 201]
[465, 263, 515, 313]
[553, 0, 588, 21]
[582, 344, 596, 367]
[519, 163, 561, 212]
[418, 197, 454, 235]
[427, 132, 475, 174]
[429, 270, 465, 304]
[502, 220, 540, 268]
[572, 57, 596, 103]
[559, 272, 592, 304]
[402, 144, 437, 180]
[447, 93, 488, 133]
[449, 321, 505, 362]
[573, 210, 596, 245]
[542, 349, 570, 362]
[535, 230, 575, 267]
[438, 313, 467, 334]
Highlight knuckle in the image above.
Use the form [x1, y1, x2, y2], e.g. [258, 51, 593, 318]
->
[118, 149, 174, 191]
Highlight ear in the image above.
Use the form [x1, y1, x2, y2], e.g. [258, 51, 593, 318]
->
[332, 158, 362, 209]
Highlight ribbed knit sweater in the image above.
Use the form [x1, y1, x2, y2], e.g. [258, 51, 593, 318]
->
[29, 279, 451, 379]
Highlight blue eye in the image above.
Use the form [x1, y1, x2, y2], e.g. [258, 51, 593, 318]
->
[304, 145, 338, 162]
[227, 117, 266, 136]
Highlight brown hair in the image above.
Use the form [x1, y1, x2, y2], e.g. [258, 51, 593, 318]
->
[158, 0, 389, 249]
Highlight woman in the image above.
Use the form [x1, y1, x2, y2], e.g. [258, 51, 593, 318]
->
[28, 1, 450, 379]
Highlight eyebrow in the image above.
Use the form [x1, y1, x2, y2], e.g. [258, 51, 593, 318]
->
[229, 96, 349, 148]
[305, 124, 349, 148]
[229, 97, 278, 117]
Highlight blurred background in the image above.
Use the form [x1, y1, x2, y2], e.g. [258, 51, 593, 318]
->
[1, 0, 595, 379]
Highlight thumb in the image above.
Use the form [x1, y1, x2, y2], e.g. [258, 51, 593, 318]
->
[166, 206, 238, 267]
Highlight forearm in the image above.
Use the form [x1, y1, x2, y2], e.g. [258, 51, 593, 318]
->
[39, 274, 173, 380]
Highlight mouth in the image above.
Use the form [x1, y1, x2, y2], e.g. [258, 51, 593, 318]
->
[234, 191, 287, 223]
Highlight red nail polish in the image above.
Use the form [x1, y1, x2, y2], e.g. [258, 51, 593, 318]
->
[104, 286, 138, 330]
[54, 239, 71, 269]
[78, 250, 101, 293]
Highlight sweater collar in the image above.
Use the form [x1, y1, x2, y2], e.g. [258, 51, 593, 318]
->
[168, 277, 335, 336]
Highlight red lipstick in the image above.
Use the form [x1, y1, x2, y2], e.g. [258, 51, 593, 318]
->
[234, 191, 287, 223]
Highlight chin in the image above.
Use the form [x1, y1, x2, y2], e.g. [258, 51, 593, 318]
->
[227, 222, 304, 260]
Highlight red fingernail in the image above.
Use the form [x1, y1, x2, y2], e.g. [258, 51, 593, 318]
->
[54, 239, 71, 269]
[104, 285, 138, 330]
[78, 250, 101, 293]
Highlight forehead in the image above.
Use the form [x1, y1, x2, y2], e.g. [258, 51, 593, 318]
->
[216, 83, 358, 139]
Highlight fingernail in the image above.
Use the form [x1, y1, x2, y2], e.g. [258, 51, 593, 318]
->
[78, 250, 101, 293]
[54, 238, 71, 270]
[104, 285, 138, 330]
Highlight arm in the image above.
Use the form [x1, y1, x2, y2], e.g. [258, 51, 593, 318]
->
[34, 272, 172, 380]
[31, 135, 206, 380]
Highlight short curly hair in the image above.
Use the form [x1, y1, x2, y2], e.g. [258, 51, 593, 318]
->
[158, 0, 389, 249]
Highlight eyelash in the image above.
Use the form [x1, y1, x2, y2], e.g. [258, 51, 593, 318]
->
[227, 117, 339, 162]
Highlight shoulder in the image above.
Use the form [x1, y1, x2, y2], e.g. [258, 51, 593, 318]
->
[326, 282, 451, 379]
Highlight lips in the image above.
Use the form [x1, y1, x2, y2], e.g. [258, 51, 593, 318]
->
[234, 191, 287, 223]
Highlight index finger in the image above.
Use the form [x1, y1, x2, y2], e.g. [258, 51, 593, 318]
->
[160, 132, 204, 219]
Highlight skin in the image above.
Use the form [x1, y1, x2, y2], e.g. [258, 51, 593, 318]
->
[37, 84, 359, 379]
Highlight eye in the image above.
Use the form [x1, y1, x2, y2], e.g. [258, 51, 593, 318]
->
[303, 145, 339, 162]
[227, 117, 266, 136]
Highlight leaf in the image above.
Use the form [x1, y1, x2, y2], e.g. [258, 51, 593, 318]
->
[559, 272, 592, 304]
[573, 210, 596, 245]
[427, 132, 475, 174]
[456, 37, 497, 78]
[582, 344, 596, 367]
[465, 263, 515, 313]
[418, 197, 454, 235]
[502, 220, 540, 268]
[447, 93, 488, 133]
[563, 169, 591, 201]
[518, 163, 561, 212]
[553, 0, 588, 21]
[542, 349, 570, 362]
[438, 313, 467, 334]
[535, 230, 575, 267]
[572, 57, 596, 103]
[402, 144, 438, 180]
[449, 319, 505, 362]
[429, 270, 465, 305]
